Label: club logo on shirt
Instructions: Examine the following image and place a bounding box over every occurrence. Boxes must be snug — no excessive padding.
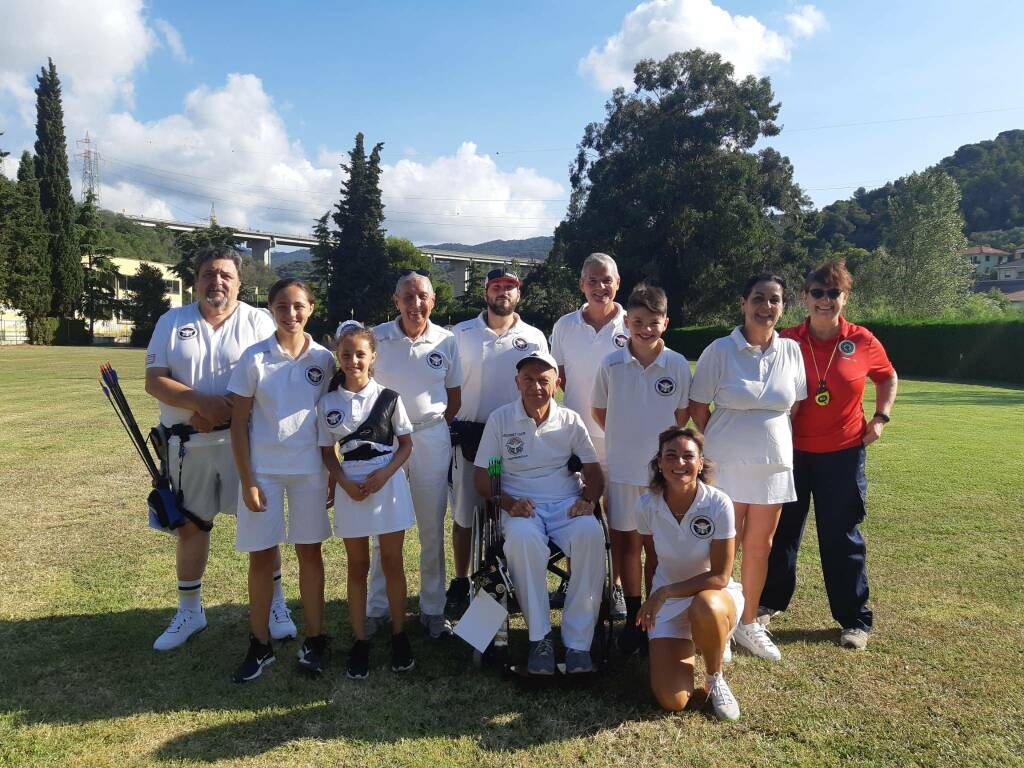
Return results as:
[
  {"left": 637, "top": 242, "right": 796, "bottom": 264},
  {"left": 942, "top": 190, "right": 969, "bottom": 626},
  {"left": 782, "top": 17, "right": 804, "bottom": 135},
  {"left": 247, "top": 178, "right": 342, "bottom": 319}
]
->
[
  {"left": 690, "top": 515, "right": 714, "bottom": 539},
  {"left": 505, "top": 435, "right": 525, "bottom": 456},
  {"left": 426, "top": 351, "right": 445, "bottom": 369},
  {"left": 325, "top": 409, "right": 344, "bottom": 427},
  {"left": 305, "top": 365, "right": 325, "bottom": 386},
  {"left": 177, "top": 326, "right": 197, "bottom": 340},
  {"left": 655, "top": 377, "right": 676, "bottom": 396},
  {"left": 145, "top": 353, "right": 155, "bottom": 365},
  {"left": 512, "top": 336, "right": 529, "bottom": 351},
  {"left": 838, "top": 339, "right": 856, "bottom": 356},
  {"left": 613, "top": 333, "right": 628, "bottom": 348}
]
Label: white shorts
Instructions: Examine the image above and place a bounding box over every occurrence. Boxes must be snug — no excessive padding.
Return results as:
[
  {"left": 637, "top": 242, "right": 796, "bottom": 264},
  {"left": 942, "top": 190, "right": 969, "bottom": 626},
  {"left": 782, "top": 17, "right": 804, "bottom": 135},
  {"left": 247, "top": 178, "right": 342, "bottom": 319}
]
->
[
  {"left": 451, "top": 450, "right": 480, "bottom": 529},
  {"left": 235, "top": 471, "right": 331, "bottom": 552},
  {"left": 606, "top": 481, "right": 647, "bottom": 532},
  {"left": 712, "top": 463, "right": 796, "bottom": 505},
  {"left": 648, "top": 580, "right": 744, "bottom": 641},
  {"left": 168, "top": 435, "right": 238, "bottom": 523}
]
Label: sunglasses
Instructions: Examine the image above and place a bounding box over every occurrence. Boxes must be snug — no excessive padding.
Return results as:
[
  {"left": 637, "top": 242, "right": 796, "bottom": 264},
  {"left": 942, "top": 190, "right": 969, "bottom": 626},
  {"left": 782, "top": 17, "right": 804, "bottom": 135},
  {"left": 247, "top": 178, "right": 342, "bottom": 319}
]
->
[
  {"left": 808, "top": 288, "right": 843, "bottom": 299},
  {"left": 400, "top": 268, "right": 430, "bottom": 277}
]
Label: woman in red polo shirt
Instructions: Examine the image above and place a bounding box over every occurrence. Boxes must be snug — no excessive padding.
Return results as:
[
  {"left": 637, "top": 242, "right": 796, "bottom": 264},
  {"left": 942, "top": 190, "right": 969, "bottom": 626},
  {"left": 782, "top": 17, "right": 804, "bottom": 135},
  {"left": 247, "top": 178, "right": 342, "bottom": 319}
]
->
[{"left": 760, "top": 258, "right": 898, "bottom": 651}]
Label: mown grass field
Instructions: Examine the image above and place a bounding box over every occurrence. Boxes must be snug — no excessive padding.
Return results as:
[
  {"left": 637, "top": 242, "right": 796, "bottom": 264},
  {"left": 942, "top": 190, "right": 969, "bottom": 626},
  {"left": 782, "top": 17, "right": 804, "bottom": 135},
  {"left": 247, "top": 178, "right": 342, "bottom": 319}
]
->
[{"left": 1, "top": 345, "right": 1022, "bottom": 768}]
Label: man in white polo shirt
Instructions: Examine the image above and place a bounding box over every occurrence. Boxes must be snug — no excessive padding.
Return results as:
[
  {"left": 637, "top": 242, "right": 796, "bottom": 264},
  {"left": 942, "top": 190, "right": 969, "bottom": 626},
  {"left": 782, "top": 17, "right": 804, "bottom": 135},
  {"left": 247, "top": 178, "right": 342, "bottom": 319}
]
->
[
  {"left": 549, "top": 252, "right": 628, "bottom": 616},
  {"left": 144, "top": 245, "right": 296, "bottom": 651},
  {"left": 474, "top": 351, "right": 605, "bottom": 675},
  {"left": 446, "top": 268, "right": 548, "bottom": 619},
  {"left": 365, "top": 270, "right": 463, "bottom": 639}
]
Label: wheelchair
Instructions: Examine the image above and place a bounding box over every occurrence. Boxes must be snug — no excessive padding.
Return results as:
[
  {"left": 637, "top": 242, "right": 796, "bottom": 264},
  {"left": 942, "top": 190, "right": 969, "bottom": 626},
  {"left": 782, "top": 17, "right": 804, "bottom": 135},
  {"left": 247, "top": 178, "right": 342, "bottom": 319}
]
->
[{"left": 469, "top": 456, "right": 615, "bottom": 672}]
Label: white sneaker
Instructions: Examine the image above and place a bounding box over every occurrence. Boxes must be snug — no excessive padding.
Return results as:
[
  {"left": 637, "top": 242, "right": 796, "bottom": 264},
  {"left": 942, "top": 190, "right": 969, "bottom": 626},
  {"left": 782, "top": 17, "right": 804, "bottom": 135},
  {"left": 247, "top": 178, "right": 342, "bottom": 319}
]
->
[
  {"left": 707, "top": 672, "right": 741, "bottom": 721},
  {"left": 733, "top": 621, "right": 782, "bottom": 661},
  {"left": 269, "top": 598, "right": 297, "bottom": 641},
  {"left": 722, "top": 637, "right": 733, "bottom": 664},
  {"left": 153, "top": 607, "right": 207, "bottom": 651}
]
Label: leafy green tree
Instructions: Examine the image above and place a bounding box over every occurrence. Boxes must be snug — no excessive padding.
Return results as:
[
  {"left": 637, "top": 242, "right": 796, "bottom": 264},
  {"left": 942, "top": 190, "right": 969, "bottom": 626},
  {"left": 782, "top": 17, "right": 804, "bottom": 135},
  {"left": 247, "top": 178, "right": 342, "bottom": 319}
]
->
[
  {"left": 456, "top": 260, "right": 488, "bottom": 316},
  {"left": 519, "top": 244, "right": 579, "bottom": 332},
  {"left": 327, "top": 133, "right": 390, "bottom": 325},
  {"left": 880, "top": 170, "right": 972, "bottom": 315},
  {"left": 554, "top": 49, "right": 809, "bottom": 324},
  {"left": 384, "top": 236, "right": 454, "bottom": 320},
  {"left": 238, "top": 256, "right": 279, "bottom": 306},
  {"left": 126, "top": 263, "right": 171, "bottom": 346},
  {"left": 76, "top": 189, "right": 121, "bottom": 339},
  {"left": 5, "top": 152, "right": 52, "bottom": 341},
  {"left": 170, "top": 219, "right": 239, "bottom": 296},
  {"left": 34, "top": 59, "right": 81, "bottom": 317}
]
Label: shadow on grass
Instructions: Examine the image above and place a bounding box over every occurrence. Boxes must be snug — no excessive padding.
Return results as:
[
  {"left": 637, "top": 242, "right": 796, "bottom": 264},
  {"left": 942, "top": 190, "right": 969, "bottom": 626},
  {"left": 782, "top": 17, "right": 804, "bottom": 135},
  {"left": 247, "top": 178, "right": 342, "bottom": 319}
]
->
[
  {"left": 768, "top": 626, "right": 839, "bottom": 646},
  {"left": 895, "top": 389, "right": 1024, "bottom": 406},
  {"left": 0, "top": 602, "right": 660, "bottom": 760}
]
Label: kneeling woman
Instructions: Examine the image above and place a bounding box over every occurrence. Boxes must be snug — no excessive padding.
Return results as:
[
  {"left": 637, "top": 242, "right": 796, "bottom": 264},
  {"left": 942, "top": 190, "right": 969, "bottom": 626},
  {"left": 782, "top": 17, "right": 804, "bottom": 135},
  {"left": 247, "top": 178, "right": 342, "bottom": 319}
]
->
[
  {"left": 637, "top": 427, "right": 744, "bottom": 721},
  {"left": 318, "top": 323, "right": 416, "bottom": 680}
]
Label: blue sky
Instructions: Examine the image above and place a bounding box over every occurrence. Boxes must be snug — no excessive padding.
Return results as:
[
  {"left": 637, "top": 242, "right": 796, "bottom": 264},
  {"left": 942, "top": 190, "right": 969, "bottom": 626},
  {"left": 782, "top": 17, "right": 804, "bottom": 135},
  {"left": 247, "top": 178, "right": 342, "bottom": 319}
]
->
[{"left": 1, "top": 0, "right": 1022, "bottom": 245}]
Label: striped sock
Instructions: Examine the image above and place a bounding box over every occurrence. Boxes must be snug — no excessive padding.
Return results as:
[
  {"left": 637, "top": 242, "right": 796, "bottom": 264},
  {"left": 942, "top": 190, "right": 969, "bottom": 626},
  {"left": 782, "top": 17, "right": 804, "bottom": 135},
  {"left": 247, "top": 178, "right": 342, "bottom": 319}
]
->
[
  {"left": 178, "top": 578, "right": 202, "bottom": 612},
  {"left": 272, "top": 569, "right": 285, "bottom": 603}
]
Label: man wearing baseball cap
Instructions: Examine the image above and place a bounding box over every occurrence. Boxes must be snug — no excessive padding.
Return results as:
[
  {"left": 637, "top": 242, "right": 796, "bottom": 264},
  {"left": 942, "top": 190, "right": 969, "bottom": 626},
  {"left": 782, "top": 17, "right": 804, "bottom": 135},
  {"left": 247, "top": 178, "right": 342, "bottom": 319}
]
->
[
  {"left": 445, "top": 268, "right": 548, "bottom": 619},
  {"left": 473, "top": 351, "right": 606, "bottom": 674}
]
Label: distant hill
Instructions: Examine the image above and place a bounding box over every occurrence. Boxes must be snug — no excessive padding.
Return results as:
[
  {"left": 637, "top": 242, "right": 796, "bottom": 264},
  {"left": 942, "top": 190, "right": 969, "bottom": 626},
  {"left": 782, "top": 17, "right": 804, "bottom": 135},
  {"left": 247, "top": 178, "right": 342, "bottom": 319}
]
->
[
  {"left": 273, "top": 247, "right": 311, "bottom": 265},
  {"left": 420, "top": 236, "right": 553, "bottom": 261}
]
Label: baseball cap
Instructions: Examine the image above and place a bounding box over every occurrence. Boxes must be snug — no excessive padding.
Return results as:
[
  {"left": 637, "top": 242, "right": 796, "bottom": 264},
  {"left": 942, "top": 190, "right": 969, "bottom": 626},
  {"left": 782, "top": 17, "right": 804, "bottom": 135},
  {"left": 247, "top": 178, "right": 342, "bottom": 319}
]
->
[
  {"left": 515, "top": 350, "right": 559, "bottom": 372},
  {"left": 485, "top": 267, "right": 520, "bottom": 287}
]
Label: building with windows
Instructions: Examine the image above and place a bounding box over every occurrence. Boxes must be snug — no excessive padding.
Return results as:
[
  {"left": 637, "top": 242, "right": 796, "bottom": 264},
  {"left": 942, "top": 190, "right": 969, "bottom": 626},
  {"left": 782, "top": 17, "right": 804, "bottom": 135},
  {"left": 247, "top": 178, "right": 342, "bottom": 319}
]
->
[{"left": 965, "top": 245, "right": 1013, "bottom": 277}]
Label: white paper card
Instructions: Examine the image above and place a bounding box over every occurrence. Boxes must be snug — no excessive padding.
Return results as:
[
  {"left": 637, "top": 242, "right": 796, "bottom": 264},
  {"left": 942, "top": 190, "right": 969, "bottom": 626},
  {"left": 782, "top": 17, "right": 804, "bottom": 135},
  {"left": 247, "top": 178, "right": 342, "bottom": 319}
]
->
[{"left": 453, "top": 588, "right": 509, "bottom": 652}]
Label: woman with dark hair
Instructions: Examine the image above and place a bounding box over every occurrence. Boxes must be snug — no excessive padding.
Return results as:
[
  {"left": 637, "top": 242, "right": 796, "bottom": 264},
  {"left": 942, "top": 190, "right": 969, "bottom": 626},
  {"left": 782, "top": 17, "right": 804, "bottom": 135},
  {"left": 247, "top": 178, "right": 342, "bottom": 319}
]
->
[
  {"left": 636, "top": 426, "right": 744, "bottom": 721},
  {"left": 760, "top": 259, "right": 897, "bottom": 651},
  {"left": 688, "top": 274, "right": 806, "bottom": 662}
]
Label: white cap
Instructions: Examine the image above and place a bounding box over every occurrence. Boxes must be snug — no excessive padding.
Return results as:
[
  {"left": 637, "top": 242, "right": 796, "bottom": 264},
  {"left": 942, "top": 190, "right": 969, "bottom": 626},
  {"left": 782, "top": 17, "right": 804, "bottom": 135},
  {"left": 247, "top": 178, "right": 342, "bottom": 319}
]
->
[
  {"left": 515, "top": 350, "right": 559, "bottom": 372},
  {"left": 335, "top": 319, "right": 364, "bottom": 337}
]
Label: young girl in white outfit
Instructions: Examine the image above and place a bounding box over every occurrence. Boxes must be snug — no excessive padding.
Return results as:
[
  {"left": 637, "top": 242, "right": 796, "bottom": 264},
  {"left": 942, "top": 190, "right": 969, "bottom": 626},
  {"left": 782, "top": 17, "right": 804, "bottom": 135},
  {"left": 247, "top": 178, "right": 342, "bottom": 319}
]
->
[
  {"left": 227, "top": 278, "right": 335, "bottom": 683},
  {"left": 318, "top": 323, "right": 416, "bottom": 679}
]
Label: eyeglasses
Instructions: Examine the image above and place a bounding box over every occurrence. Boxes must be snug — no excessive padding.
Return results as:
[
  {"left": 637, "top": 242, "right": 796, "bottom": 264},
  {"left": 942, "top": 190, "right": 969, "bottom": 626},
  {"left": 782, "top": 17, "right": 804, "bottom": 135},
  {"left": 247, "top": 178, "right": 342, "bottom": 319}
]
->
[
  {"left": 400, "top": 268, "right": 430, "bottom": 277},
  {"left": 808, "top": 288, "right": 843, "bottom": 299}
]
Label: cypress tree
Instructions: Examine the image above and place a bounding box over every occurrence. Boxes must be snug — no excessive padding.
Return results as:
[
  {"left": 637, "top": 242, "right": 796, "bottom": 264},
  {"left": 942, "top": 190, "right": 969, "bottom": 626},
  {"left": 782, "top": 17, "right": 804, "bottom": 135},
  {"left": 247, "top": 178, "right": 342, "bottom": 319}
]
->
[
  {"left": 34, "top": 58, "right": 81, "bottom": 317},
  {"left": 7, "top": 152, "right": 52, "bottom": 340},
  {"left": 0, "top": 134, "right": 13, "bottom": 302}
]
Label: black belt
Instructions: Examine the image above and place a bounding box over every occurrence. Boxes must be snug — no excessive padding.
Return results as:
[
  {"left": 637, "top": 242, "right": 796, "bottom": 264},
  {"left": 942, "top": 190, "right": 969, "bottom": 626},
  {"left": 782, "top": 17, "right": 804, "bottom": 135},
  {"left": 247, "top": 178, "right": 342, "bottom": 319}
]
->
[
  {"left": 169, "top": 423, "right": 231, "bottom": 441},
  {"left": 342, "top": 445, "right": 392, "bottom": 462}
]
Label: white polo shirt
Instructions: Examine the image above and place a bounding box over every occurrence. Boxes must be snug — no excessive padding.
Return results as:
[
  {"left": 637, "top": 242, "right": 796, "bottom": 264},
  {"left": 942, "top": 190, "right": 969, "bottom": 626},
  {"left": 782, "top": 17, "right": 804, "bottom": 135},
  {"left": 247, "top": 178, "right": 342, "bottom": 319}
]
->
[
  {"left": 317, "top": 378, "right": 413, "bottom": 463},
  {"left": 591, "top": 345, "right": 692, "bottom": 486},
  {"left": 227, "top": 335, "right": 335, "bottom": 475},
  {"left": 550, "top": 303, "right": 628, "bottom": 440},
  {"left": 146, "top": 301, "right": 276, "bottom": 444},
  {"left": 371, "top": 319, "right": 462, "bottom": 426},
  {"left": 453, "top": 313, "right": 548, "bottom": 423},
  {"left": 635, "top": 483, "right": 735, "bottom": 592},
  {"left": 689, "top": 327, "right": 807, "bottom": 467},
  {"left": 474, "top": 398, "right": 597, "bottom": 503}
]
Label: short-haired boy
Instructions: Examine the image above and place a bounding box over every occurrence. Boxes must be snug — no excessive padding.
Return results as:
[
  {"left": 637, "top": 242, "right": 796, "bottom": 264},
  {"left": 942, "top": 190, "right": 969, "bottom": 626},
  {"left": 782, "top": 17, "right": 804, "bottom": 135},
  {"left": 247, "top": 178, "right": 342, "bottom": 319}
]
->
[{"left": 591, "top": 283, "right": 691, "bottom": 654}]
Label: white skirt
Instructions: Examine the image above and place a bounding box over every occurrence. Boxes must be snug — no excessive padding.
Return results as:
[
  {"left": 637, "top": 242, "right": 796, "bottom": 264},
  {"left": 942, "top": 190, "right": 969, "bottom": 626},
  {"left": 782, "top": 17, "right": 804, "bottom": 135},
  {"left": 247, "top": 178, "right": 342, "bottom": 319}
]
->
[
  {"left": 712, "top": 463, "right": 796, "bottom": 505},
  {"left": 333, "top": 456, "right": 415, "bottom": 539}
]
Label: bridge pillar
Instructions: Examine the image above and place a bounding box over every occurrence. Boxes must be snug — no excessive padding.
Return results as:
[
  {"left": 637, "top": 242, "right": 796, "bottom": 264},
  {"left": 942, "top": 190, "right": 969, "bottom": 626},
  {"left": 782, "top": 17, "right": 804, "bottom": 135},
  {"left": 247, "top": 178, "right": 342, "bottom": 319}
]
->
[{"left": 248, "top": 238, "right": 272, "bottom": 266}]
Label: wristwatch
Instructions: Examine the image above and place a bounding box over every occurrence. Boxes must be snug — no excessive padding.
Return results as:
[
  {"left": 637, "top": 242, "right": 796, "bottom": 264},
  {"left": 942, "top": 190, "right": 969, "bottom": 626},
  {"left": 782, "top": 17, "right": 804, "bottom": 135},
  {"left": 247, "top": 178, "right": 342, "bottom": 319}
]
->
[{"left": 873, "top": 411, "right": 891, "bottom": 424}]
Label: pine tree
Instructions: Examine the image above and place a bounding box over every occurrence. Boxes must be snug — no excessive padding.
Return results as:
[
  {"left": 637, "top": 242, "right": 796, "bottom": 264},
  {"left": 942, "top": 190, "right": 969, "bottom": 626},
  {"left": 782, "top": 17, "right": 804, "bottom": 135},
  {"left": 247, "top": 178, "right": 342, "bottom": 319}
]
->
[
  {"left": 6, "top": 152, "right": 52, "bottom": 340},
  {"left": 77, "top": 189, "right": 121, "bottom": 339},
  {"left": 34, "top": 58, "right": 81, "bottom": 317},
  {"left": 327, "top": 133, "right": 390, "bottom": 325},
  {"left": 170, "top": 218, "right": 239, "bottom": 299},
  {"left": 310, "top": 212, "right": 334, "bottom": 295}
]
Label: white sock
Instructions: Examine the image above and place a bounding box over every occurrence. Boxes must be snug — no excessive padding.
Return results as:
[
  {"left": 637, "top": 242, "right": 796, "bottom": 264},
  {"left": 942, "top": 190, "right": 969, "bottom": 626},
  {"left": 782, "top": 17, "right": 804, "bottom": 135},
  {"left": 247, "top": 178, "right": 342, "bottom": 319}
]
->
[
  {"left": 177, "top": 578, "right": 202, "bottom": 612},
  {"left": 272, "top": 569, "right": 285, "bottom": 603}
]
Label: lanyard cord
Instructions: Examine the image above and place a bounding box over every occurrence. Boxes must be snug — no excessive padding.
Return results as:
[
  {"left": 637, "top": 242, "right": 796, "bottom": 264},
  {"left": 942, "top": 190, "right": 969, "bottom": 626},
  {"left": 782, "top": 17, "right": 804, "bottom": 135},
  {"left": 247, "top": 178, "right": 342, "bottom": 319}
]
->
[{"left": 808, "top": 334, "right": 841, "bottom": 386}]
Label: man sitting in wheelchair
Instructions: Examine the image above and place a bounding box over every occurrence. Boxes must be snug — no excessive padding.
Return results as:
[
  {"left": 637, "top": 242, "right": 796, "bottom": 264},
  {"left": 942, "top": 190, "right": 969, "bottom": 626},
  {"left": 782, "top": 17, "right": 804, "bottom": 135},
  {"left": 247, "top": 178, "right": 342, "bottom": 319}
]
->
[{"left": 473, "top": 351, "right": 606, "bottom": 674}]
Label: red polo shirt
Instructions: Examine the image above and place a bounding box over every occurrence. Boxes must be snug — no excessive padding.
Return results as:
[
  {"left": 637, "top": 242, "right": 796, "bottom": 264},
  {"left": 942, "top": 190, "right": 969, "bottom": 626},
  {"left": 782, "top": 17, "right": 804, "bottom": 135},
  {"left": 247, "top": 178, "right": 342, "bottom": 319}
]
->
[{"left": 780, "top": 317, "right": 895, "bottom": 453}]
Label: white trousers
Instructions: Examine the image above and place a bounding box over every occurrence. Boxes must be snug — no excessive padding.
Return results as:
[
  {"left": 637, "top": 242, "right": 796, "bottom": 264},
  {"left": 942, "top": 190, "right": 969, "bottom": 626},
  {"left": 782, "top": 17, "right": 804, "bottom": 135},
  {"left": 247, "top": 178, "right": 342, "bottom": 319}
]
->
[
  {"left": 502, "top": 498, "right": 606, "bottom": 651},
  {"left": 368, "top": 419, "right": 452, "bottom": 616}
]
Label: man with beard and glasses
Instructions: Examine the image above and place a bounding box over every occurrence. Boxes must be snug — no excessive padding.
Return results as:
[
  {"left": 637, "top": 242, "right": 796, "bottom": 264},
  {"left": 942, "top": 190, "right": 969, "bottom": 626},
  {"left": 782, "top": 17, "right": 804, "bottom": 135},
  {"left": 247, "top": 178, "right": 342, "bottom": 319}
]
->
[
  {"left": 444, "top": 268, "right": 548, "bottom": 619},
  {"left": 145, "top": 246, "right": 296, "bottom": 652}
]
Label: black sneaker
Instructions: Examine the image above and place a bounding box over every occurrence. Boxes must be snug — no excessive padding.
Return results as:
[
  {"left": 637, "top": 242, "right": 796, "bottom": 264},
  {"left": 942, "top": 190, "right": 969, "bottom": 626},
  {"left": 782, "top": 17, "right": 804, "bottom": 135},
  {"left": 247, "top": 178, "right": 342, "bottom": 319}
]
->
[
  {"left": 444, "top": 578, "right": 470, "bottom": 620},
  {"left": 346, "top": 639, "right": 370, "bottom": 680},
  {"left": 232, "top": 634, "right": 275, "bottom": 683},
  {"left": 390, "top": 631, "right": 415, "bottom": 673},
  {"left": 297, "top": 634, "right": 330, "bottom": 675},
  {"left": 617, "top": 623, "right": 648, "bottom": 657}
]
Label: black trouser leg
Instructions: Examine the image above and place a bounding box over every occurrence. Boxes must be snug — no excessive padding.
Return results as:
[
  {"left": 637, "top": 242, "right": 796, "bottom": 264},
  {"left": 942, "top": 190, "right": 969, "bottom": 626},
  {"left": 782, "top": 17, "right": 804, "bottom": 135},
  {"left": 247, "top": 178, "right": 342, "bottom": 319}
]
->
[
  {"left": 812, "top": 446, "right": 872, "bottom": 632},
  {"left": 761, "top": 449, "right": 812, "bottom": 613}
]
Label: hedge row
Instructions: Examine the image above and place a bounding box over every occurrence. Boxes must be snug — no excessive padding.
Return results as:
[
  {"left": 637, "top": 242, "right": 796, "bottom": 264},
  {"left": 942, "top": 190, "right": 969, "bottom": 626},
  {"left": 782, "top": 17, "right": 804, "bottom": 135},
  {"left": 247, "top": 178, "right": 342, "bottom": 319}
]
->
[{"left": 664, "top": 319, "right": 1024, "bottom": 385}]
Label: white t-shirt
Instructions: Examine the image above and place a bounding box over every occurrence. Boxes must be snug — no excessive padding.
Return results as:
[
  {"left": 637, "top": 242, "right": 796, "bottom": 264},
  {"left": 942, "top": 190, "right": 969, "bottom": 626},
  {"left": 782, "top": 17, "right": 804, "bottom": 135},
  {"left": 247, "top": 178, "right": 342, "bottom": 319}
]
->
[
  {"left": 146, "top": 301, "right": 276, "bottom": 444},
  {"left": 689, "top": 327, "right": 807, "bottom": 467},
  {"left": 453, "top": 313, "right": 548, "bottom": 423},
  {"left": 317, "top": 378, "right": 413, "bottom": 471},
  {"left": 474, "top": 399, "right": 597, "bottom": 504},
  {"left": 371, "top": 319, "right": 463, "bottom": 425},
  {"left": 550, "top": 303, "right": 628, "bottom": 440},
  {"left": 635, "top": 482, "right": 735, "bottom": 592},
  {"left": 592, "top": 344, "right": 692, "bottom": 486},
  {"left": 227, "top": 335, "right": 335, "bottom": 475}
]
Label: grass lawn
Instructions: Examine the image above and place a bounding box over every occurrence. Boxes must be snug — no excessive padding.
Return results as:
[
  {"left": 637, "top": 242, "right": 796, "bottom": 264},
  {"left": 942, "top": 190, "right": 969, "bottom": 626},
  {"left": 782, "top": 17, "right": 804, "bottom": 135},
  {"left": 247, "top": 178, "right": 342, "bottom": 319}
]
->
[{"left": 1, "top": 345, "right": 1022, "bottom": 768}]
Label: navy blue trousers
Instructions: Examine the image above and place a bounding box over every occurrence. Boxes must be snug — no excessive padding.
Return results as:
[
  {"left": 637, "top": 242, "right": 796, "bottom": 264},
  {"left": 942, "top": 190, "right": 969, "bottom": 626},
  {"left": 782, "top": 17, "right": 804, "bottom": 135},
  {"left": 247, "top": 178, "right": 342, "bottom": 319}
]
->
[{"left": 761, "top": 445, "right": 873, "bottom": 632}]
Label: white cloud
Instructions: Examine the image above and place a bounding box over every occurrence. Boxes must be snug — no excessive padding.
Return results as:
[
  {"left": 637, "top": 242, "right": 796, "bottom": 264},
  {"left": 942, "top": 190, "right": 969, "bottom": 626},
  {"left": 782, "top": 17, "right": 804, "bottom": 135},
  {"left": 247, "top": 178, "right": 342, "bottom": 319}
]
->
[
  {"left": 579, "top": 0, "right": 825, "bottom": 89},
  {"left": 153, "top": 19, "right": 190, "bottom": 63}
]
